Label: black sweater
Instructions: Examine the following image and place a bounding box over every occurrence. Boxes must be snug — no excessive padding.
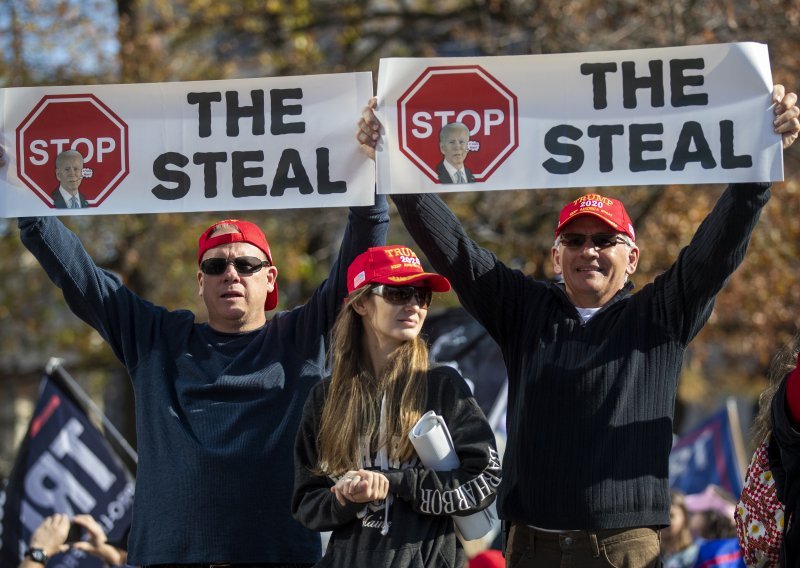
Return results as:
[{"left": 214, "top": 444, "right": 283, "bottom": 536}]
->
[
  {"left": 393, "top": 183, "right": 769, "bottom": 530},
  {"left": 292, "top": 366, "right": 500, "bottom": 567}
]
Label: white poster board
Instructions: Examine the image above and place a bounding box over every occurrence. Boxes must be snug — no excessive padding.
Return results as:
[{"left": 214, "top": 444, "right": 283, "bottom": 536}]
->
[
  {"left": 0, "top": 72, "right": 375, "bottom": 216},
  {"left": 375, "top": 42, "right": 781, "bottom": 194}
]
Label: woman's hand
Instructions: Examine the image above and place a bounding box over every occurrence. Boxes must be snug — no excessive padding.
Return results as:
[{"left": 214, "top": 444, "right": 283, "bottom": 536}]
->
[{"left": 330, "top": 468, "right": 390, "bottom": 505}]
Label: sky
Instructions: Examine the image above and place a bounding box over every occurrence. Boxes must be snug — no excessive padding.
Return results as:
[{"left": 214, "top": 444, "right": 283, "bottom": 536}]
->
[{"left": 0, "top": 0, "right": 119, "bottom": 85}]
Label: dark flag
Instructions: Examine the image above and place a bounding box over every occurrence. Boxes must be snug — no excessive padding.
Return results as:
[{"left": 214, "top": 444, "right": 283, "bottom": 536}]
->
[
  {"left": 0, "top": 370, "right": 135, "bottom": 568},
  {"left": 423, "top": 307, "right": 508, "bottom": 435},
  {"left": 669, "top": 399, "right": 747, "bottom": 498}
]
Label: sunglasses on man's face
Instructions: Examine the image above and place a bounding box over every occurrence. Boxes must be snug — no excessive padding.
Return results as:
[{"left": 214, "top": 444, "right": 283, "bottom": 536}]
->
[
  {"left": 559, "top": 233, "right": 628, "bottom": 250},
  {"left": 370, "top": 285, "right": 433, "bottom": 308},
  {"left": 200, "top": 256, "right": 270, "bottom": 276}
]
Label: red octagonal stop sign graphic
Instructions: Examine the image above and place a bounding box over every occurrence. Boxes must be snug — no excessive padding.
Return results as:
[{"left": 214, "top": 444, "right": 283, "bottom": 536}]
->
[
  {"left": 397, "top": 66, "right": 518, "bottom": 184},
  {"left": 16, "top": 94, "right": 129, "bottom": 208}
]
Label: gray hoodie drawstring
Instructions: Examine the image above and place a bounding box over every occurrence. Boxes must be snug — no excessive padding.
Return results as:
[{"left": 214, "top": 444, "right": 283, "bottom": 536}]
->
[{"left": 378, "top": 395, "right": 392, "bottom": 535}]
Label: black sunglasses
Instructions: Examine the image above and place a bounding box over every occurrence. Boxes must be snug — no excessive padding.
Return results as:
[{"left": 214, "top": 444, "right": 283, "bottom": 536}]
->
[
  {"left": 200, "top": 256, "right": 271, "bottom": 276},
  {"left": 371, "top": 285, "right": 433, "bottom": 308},
  {"left": 559, "top": 233, "right": 629, "bottom": 250}
]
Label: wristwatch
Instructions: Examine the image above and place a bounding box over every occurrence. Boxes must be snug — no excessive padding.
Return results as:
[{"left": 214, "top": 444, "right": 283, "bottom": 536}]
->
[{"left": 24, "top": 548, "right": 48, "bottom": 565}]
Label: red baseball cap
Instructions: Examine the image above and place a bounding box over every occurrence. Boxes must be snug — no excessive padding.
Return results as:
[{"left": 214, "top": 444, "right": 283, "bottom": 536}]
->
[
  {"left": 347, "top": 246, "right": 451, "bottom": 294},
  {"left": 555, "top": 193, "right": 636, "bottom": 241},
  {"left": 469, "top": 550, "right": 505, "bottom": 568},
  {"left": 197, "top": 219, "right": 278, "bottom": 311}
]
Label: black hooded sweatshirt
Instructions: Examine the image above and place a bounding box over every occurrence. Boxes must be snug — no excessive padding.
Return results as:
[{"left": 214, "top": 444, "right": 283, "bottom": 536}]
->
[{"left": 293, "top": 365, "right": 500, "bottom": 568}]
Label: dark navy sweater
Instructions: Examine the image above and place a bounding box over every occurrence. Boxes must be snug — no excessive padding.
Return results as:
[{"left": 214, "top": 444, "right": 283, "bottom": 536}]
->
[
  {"left": 394, "top": 183, "right": 769, "bottom": 530},
  {"left": 19, "top": 199, "right": 388, "bottom": 565}
]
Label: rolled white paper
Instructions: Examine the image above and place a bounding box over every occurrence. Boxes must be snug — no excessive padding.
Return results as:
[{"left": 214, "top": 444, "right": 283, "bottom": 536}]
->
[
  {"left": 408, "top": 410, "right": 495, "bottom": 540},
  {"left": 409, "top": 411, "right": 460, "bottom": 470}
]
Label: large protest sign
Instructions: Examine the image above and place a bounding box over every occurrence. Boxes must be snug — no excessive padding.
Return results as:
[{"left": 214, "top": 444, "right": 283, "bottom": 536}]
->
[
  {"left": 0, "top": 72, "right": 374, "bottom": 216},
  {"left": 375, "top": 42, "right": 782, "bottom": 194},
  {"left": 0, "top": 373, "right": 134, "bottom": 568}
]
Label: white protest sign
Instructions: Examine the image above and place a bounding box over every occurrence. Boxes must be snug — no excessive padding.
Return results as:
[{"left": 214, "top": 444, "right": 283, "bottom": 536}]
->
[
  {"left": 375, "top": 42, "right": 782, "bottom": 194},
  {"left": 0, "top": 72, "right": 375, "bottom": 216}
]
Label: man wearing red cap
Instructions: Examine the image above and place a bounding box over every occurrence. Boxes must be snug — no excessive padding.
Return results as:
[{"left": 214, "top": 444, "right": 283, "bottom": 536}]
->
[
  {"left": 15, "top": 186, "right": 388, "bottom": 567},
  {"left": 357, "top": 85, "right": 800, "bottom": 566}
]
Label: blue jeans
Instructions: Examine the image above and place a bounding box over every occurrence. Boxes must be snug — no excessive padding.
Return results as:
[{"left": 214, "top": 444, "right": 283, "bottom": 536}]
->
[{"left": 507, "top": 524, "right": 662, "bottom": 568}]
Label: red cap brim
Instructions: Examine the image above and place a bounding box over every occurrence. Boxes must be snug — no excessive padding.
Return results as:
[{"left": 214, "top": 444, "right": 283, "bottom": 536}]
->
[{"left": 373, "top": 272, "right": 451, "bottom": 292}]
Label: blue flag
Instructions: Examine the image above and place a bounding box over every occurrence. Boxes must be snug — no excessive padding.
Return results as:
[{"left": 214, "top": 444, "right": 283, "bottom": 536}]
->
[
  {"left": 0, "top": 375, "right": 134, "bottom": 568},
  {"left": 669, "top": 401, "right": 746, "bottom": 498},
  {"left": 693, "top": 538, "right": 745, "bottom": 568}
]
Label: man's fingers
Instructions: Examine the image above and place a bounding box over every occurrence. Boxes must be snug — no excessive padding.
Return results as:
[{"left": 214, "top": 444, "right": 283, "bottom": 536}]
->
[
  {"left": 356, "top": 98, "right": 382, "bottom": 161},
  {"left": 360, "top": 107, "right": 374, "bottom": 125},
  {"left": 773, "top": 84, "right": 786, "bottom": 105},
  {"left": 775, "top": 92, "right": 798, "bottom": 117},
  {"left": 357, "top": 117, "right": 379, "bottom": 140},
  {"left": 360, "top": 103, "right": 380, "bottom": 130},
  {"left": 356, "top": 126, "right": 377, "bottom": 145},
  {"left": 361, "top": 97, "right": 378, "bottom": 121},
  {"left": 782, "top": 131, "right": 798, "bottom": 150},
  {"left": 769, "top": 89, "right": 800, "bottom": 150}
]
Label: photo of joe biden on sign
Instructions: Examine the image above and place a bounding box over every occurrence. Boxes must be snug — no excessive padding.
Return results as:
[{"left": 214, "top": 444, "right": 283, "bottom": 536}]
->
[
  {"left": 51, "top": 150, "right": 89, "bottom": 209},
  {"left": 435, "top": 122, "right": 476, "bottom": 184}
]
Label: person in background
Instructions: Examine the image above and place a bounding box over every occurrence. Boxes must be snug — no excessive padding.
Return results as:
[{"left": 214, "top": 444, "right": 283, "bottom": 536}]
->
[
  {"left": 685, "top": 485, "right": 738, "bottom": 541},
  {"left": 661, "top": 491, "right": 699, "bottom": 568},
  {"left": 292, "top": 245, "right": 500, "bottom": 567},
  {"left": 666, "top": 486, "right": 743, "bottom": 568},
  {"left": 19, "top": 513, "right": 127, "bottom": 567}
]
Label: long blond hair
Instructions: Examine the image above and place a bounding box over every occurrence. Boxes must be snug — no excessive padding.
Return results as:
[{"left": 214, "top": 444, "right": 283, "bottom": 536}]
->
[
  {"left": 752, "top": 334, "right": 800, "bottom": 446},
  {"left": 315, "top": 285, "right": 429, "bottom": 476}
]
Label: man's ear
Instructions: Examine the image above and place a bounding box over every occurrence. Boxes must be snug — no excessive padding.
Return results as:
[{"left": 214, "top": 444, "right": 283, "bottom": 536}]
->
[
  {"left": 551, "top": 246, "right": 563, "bottom": 275},
  {"left": 197, "top": 271, "right": 204, "bottom": 296},
  {"left": 264, "top": 266, "right": 278, "bottom": 291},
  {"left": 626, "top": 246, "right": 639, "bottom": 275}
]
